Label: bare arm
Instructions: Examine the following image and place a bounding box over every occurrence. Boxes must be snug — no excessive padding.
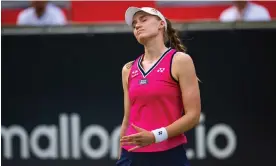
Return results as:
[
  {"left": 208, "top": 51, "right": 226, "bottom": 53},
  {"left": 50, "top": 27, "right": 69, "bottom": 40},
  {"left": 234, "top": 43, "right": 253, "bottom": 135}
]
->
[
  {"left": 119, "top": 54, "right": 200, "bottom": 151},
  {"left": 165, "top": 52, "right": 201, "bottom": 138},
  {"left": 118, "top": 61, "right": 133, "bottom": 158}
]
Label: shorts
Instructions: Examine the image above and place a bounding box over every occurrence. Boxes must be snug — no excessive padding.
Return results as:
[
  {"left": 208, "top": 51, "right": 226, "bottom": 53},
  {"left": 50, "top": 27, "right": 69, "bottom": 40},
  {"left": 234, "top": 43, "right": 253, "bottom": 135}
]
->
[{"left": 116, "top": 144, "right": 190, "bottom": 166}]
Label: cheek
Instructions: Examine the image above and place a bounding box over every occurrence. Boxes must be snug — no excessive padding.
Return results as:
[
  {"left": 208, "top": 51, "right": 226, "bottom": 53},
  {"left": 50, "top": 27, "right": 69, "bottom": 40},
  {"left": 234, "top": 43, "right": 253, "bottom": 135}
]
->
[
  {"left": 147, "top": 26, "right": 158, "bottom": 35},
  {"left": 133, "top": 30, "right": 139, "bottom": 38},
  {"left": 148, "top": 22, "right": 159, "bottom": 32}
]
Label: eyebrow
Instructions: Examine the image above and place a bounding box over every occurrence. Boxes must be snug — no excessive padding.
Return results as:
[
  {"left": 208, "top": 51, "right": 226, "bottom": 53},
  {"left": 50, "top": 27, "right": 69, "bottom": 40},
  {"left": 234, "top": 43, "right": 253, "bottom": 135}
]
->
[{"left": 132, "top": 15, "right": 147, "bottom": 27}]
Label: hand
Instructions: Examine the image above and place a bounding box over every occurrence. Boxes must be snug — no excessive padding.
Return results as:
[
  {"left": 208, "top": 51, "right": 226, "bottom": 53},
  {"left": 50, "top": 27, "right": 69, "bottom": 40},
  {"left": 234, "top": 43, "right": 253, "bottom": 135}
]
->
[{"left": 120, "top": 124, "right": 155, "bottom": 152}]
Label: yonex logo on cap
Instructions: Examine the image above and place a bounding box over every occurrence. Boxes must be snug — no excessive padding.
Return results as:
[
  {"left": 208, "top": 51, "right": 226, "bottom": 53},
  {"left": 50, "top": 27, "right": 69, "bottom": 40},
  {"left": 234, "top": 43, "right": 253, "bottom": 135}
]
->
[
  {"left": 158, "top": 131, "right": 162, "bottom": 135},
  {"left": 151, "top": 8, "right": 158, "bottom": 14}
]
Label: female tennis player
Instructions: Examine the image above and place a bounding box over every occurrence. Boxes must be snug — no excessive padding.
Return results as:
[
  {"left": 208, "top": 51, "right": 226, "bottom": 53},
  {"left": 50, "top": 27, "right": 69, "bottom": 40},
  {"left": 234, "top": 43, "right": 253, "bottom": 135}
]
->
[{"left": 117, "top": 6, "right": 201, "bottom": 166}]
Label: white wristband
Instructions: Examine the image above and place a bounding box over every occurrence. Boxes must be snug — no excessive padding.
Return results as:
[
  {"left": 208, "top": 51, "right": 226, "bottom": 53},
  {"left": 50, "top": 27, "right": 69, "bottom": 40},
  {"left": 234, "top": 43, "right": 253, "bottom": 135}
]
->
[{"left": 151, "top": 127, "right": 168, "bottom": 143}]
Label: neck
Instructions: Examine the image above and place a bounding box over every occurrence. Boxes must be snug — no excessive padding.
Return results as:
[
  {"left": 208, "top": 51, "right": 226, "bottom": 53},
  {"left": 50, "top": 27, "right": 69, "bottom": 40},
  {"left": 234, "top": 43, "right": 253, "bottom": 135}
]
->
[
  {"left": 143, "top": 36, "right": 167, "bottom": 61},
  {"left": 35, "top": 7, "right": 46, "bottom": 18},
  {"left": 236, "top": 2, "right": 248, "bottom": 13}
]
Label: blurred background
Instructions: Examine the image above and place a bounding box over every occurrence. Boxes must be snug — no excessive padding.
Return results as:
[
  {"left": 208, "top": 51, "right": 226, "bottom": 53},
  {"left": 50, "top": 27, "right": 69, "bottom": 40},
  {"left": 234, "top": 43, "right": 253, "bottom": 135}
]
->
[
  {"left": 1, "top": 1, "right": 276, "bottom": 166},
  {"left": 1, "top": 1, "right": 276, "bottom": 24}
]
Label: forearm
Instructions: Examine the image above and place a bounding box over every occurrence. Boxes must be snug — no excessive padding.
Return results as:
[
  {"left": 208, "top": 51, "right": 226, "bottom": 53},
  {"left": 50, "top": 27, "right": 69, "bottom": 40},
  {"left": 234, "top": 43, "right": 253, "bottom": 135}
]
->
[
  {"left": 119, "top": 119, "right": 129, "bottom": 145},
  {"left": 118, "top": 120, "right": 129, "bottom": 159},
  {"left": 165, "top": 112, "right": 200, "bottom": 138},
  {"left": 120, "top": 121, "right": 129, "bottom": 138}
]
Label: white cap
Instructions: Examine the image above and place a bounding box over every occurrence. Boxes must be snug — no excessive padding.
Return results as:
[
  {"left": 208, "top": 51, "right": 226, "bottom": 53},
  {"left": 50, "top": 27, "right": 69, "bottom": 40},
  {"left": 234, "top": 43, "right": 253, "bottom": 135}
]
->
[{"left": 125, "top": 7, "right": 167, "bottom": 30}]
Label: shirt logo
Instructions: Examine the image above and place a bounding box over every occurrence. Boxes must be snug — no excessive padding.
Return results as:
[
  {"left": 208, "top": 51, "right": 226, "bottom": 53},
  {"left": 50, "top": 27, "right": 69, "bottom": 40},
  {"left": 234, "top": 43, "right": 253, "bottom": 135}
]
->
[
  {"left": 131, "top": 70, "right": 139, "bottom": 78},
  {"left": 157, "top": 68, "right": 165, "bottom": 73},
  {"left": 139, "top": 78, "right": 148, "bottom": 85}
]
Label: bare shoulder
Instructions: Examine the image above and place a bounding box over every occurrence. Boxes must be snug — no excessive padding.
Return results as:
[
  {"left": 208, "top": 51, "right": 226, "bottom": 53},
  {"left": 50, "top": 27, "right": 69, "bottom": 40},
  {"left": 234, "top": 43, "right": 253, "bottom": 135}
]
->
[
  {"left": 173, "top": 52, "right": 194, "bottom": 67},
  {"left": 172, "top": 52, "right": 201, "bottom": 82},
  {"left": 125, "top": 60, "right": 134, "bottom": 69},
  {"left": 122, "top": 60, "right": 134, "bottom": 71},
  {"left": 122, "top": 60, "right": 134, "bottom": 77}
]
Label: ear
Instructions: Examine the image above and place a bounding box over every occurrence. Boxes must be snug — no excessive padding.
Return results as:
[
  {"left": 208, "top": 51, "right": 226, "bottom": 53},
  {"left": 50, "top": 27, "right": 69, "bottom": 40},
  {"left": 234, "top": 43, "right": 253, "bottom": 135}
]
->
[{"left": 159, "top": 20, "right": 166, "bottom": 30}]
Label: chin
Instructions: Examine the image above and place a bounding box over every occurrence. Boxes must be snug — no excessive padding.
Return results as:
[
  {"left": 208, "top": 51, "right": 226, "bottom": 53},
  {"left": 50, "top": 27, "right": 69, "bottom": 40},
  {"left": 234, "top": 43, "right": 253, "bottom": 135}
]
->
[{"left": 137, "top": 34, "right": 152, "bottom": 45}]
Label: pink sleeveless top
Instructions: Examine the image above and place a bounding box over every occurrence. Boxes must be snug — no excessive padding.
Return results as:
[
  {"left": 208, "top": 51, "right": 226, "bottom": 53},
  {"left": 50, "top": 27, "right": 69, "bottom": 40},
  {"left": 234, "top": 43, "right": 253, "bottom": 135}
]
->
[{"left": 122, "top": 48, "right": 187, "bottom": 152}]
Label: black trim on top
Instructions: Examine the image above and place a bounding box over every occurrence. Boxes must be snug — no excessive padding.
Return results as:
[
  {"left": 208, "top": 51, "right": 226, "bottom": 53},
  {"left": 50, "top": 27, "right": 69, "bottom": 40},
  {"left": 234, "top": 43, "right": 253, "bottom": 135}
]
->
[
  {"left": 138, "top": 48, "right": 172, "bottom": 78},
  {"left": 170, "top": 50, "right": 179, "bottom": 83}
]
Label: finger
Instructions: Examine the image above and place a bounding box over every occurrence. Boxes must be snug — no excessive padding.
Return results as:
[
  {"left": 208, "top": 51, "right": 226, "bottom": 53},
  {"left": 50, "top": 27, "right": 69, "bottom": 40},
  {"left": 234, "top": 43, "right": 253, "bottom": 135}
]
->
[
  {"left": 121, "top": 138, "right": 143, "bottom": 146},
  {"left": 121, "top": 139, "right": 142, "bottom": 147},
  {"left": 121, "top": 141, "right": 137, "bottom": 146},
  {"left": 120, "top": 137, "right": 132, "bottom": 142},
  {"left": 128, "top": 145, "right": 141, "bottom": 152},
  {"left": 121, "top": 133, "right": 141, "bottom": 141},
  {"left": 131, "top": 124, "right": 146, "bottom": 132},
  {"left": 121, "top": 133, "right": 141, "bottom": 139}
]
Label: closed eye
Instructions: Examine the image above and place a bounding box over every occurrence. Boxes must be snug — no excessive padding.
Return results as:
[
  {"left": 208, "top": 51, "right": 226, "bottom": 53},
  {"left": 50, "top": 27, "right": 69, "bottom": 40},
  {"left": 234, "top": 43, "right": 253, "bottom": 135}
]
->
[
  {"left": 132, "top": 21, "right": 137, "bottom": 28},
  {"left": 132, "top": 15, "right": 148, "bottom": 28}
]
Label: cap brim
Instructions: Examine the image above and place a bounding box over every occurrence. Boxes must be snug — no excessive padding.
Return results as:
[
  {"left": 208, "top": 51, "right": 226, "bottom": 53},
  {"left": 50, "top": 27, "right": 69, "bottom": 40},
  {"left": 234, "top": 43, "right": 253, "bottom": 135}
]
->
[{"left": 125, "top": 7, "right": 143, "bottom": 27}]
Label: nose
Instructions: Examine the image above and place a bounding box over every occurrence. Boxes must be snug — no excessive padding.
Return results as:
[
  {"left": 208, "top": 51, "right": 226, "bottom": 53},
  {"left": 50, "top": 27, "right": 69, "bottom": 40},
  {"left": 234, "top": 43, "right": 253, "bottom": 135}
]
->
[{"left": 135, "top": 22, "right": 142, "bottom": 30}]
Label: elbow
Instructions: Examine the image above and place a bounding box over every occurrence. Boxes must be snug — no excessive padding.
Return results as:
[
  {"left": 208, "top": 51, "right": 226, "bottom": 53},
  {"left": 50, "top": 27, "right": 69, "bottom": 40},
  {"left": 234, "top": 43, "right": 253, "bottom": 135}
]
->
[
  {"left": 193, "top": 105, "right": 201, "bottom": 126},
  {"left": 194, "top": 116, "right": 200, "bottom": 127},
  {"left": 191, "top": 111, "right": 201, "bottom": 127}
]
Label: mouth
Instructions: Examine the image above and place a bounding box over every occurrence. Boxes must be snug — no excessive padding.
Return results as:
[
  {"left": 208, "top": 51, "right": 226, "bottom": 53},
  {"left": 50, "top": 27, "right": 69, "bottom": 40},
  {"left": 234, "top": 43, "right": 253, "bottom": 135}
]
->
[{"left": 137, "top": 30, "right": 144, "bottom": 35}]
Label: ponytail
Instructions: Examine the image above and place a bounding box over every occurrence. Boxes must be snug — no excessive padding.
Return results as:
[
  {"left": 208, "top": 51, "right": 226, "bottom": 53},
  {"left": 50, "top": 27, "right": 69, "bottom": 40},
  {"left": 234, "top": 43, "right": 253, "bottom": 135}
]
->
[
  {"left": 164, "top": 19, "right": 201, "bottom": 82},
  {"left": 165, "top": 18, "right": 186, "bottom": 53}
]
